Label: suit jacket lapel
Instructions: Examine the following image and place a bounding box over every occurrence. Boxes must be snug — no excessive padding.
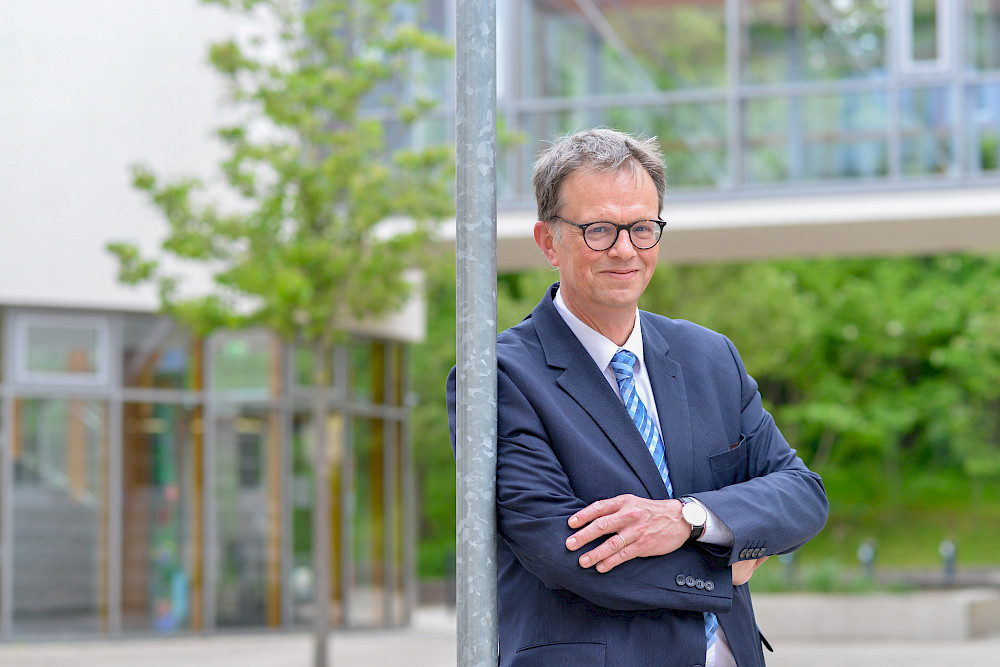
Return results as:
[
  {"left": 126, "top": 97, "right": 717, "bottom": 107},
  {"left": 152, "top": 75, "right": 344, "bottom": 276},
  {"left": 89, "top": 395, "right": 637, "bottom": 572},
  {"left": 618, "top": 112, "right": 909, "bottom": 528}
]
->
[
  {"left": 641, "top": 314, "right": 694, "bottom": 498},
  {"left": 532, "top": 287, "right": 672, "bottom": 500}
]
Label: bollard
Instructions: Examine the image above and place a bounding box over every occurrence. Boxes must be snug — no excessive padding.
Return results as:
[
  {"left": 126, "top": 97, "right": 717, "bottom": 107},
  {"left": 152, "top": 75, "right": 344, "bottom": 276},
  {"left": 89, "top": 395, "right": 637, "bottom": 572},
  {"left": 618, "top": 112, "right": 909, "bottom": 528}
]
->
[
  {"left": 939, "top": 539, "right": 957, "bottom": 586},
  {"left": 857, "top": 541, "right": 876, "bottom": 580}
]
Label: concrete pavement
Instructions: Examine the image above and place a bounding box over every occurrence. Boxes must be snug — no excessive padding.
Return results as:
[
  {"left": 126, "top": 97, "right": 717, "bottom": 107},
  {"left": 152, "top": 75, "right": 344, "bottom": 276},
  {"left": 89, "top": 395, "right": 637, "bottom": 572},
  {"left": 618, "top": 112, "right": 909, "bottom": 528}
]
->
[{"left": 1, "top": 605, "right": 999, "bottom": 666}]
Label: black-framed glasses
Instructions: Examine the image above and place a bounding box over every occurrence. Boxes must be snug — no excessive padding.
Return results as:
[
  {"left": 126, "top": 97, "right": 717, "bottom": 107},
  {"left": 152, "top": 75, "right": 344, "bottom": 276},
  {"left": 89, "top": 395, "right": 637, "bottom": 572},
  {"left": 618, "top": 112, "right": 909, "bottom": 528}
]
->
[{"left": 548, "top": 216, "right": 666, "bottom": 251}]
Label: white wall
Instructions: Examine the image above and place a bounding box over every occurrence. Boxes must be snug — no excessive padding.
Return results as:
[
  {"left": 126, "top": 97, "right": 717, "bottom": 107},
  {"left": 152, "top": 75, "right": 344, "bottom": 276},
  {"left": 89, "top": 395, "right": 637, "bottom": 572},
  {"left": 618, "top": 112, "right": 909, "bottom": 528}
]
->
[{"left": 0, "top": 0, "right": 236, "bottom": 310}]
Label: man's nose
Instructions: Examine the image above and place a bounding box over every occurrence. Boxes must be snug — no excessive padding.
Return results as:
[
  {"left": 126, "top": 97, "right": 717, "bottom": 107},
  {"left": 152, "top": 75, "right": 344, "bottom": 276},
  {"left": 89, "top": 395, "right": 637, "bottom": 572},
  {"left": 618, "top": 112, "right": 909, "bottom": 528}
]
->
[{"left": 607, "top": 227, "right": 637, "bottom": 257}]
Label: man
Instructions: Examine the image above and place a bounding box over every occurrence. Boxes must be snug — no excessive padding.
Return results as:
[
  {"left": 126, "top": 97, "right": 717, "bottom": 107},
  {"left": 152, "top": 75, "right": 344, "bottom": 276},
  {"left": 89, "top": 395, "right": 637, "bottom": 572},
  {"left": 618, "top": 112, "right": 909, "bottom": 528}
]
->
[{"left": 447, "top": 128, "right": 828, "bottom": 667}]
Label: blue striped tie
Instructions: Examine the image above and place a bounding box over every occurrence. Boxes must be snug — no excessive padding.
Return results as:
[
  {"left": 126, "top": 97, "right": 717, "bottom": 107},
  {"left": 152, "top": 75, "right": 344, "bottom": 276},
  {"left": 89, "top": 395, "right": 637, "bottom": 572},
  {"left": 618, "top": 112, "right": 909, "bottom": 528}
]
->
[{"left": 610, "top": 349, "right": 718, "bottom": 650}]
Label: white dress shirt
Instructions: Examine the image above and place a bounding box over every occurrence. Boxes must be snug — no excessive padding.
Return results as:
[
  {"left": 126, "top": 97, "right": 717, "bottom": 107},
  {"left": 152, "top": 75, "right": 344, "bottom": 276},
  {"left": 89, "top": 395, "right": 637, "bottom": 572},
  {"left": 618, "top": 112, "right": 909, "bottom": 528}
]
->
[{"left": 553, "top": 288, "right": 738, "bottom": 667}]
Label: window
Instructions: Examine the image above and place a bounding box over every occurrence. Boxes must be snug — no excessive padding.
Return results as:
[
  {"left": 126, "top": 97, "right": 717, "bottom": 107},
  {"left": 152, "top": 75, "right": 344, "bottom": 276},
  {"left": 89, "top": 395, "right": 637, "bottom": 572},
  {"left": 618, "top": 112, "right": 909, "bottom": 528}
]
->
[
  {"left": 14, "top": 314, "right": 109, "bottom": 386},
  {"left": 899, "top": 0, "right": 951, "bottom": 73},
  {"left": 209, "top": 330, "right": 281, "bottom": 399},
  {"left": 121, "top": 315, "right": 199, "bottom": 390},
  {"left": 967, "top": 0, "right": 1000, "bottom": 71},
  {"left": 12, "top": 398, "right": 109, "bottom": 636}
]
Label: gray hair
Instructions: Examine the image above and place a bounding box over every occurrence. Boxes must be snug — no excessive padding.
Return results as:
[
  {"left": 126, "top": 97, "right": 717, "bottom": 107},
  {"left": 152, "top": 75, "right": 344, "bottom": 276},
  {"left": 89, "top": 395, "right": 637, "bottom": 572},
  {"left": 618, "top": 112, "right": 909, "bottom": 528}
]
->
[{"left": 531, "top": 128, "right": 666, "bottom": 227}]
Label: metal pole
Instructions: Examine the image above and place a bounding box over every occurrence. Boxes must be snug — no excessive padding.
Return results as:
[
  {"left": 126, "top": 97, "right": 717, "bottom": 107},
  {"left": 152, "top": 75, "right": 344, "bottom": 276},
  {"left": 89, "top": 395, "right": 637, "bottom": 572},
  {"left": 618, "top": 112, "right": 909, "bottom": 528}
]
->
[{"left": 455, "top": 1, "right": 498, "bottom": 665}]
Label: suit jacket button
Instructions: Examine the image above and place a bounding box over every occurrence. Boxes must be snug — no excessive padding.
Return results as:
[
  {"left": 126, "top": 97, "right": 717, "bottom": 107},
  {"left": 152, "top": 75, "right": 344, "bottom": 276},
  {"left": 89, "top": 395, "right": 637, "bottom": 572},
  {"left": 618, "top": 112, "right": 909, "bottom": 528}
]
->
[
  {"left": 705, "top": 580, "right": 715, "bottom": 591},
  {"left": 676, "top": 574, "right": 687, "bottom": 586},
  {"left": 695, "top": 579, "right": 705, "bottom": 589},
  {"left": 685, "top": 576, "right": 696, "bottom": 587}
]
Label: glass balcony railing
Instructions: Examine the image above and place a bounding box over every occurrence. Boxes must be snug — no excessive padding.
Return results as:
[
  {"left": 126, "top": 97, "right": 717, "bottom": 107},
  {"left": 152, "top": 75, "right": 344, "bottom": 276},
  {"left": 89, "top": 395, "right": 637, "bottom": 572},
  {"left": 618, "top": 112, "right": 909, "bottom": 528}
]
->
[{"left": 431, "top": 0, "right": 1000, "bottom": 206}]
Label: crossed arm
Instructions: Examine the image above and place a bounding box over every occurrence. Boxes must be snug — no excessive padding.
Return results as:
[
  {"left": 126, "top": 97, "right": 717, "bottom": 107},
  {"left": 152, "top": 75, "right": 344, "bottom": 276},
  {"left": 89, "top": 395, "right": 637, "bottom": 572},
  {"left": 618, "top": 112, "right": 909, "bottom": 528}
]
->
[
  {"left": 565, "top": 493, "right": 769, "bottom": 584},
  {"left": 447, "top": 344, "right": 826, "bottom": 613},
  {"left": 486, "top": 364, "right": 824, "bottom": 611}
]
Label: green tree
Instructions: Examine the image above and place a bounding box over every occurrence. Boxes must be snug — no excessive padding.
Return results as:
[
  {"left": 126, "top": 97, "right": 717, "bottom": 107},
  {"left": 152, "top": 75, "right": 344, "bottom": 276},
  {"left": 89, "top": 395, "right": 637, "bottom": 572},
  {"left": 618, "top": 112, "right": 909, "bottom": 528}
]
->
[
  {"left": 107, "top": 0, "right": 452, "bottom": 661},
  {"left": 411, "top": 254, "right": 1000, "bottom": 577},
  {"left": 641, "top": 255, "right": 1000, "bottom": 506}
]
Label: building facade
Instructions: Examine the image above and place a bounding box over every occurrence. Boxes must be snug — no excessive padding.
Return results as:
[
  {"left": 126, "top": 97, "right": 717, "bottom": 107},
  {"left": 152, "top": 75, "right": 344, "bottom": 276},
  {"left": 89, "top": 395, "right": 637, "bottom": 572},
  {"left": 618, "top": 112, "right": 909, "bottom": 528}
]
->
[
  {"left": 0, "top": 314, "right": 415, "bottom": 637},
  {"left": 472, "top": 0, "right": 1000, "bottom": 268},
  {"left": 1, "top": 0, "right": 422, "bottom": 639}
]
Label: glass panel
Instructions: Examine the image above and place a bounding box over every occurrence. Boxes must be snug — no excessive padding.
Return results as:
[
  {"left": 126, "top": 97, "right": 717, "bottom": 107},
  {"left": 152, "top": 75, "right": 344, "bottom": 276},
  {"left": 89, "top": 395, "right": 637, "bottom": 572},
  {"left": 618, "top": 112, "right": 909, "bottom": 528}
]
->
[
  {"left": 291, "top": 344, "right": 340, "bottom": 391},
  {"left": 289, "top": 411, "right": 346, "bottom": 628},
  {"left": 967, "top": 0, "right": 1000, "bottom": 71},
  {"left": 911, "top": 0, "right": 939, "bottom": 62},
  {"left": 121, "top": 315, "right": 200, "bottom": 390},
  {"left": 525, "top": 2, "right": 618, "bottom": 98},
  {"left": 595, "top": 0, "right": 727, "bottom": 90},
  {"left": 745, "top": 92, "right": 888, "bottom": 183},
  {"left": 523, "top": 102, "right": 728, "bottom": 192},
  {"left": 523, "top": 0, "right": 726, "bottom": 97},
  {"left": 605, "top": 104, "right": 729, "bottom": 191},
  {"left": 387, "top": 343, "right": 405, "bottom": 624},
  {"left": 358, "top": 1, "right": 451, "bottom": 115},
  {"left": 390, "top": 417, "right": 405, "bottom": 625},
  {"left": 900, "top": 86, "right": 952, "bottom": 176},
  {"left": 213, "top": 406, "right": 281, "bottom": 628},
  {"left": 350, "top": 342, "right": 376, "bottom": 404},
  {"left": 419, "top": 0, "right": 451, "bottom": 101},
  {"left": 12, "top": 398, "right": 108, "bottom": 636},
  {"left": 348, "top": 417, "right": 386, "bottom": 626},
  {"left": 968, "top": 83, "right": 1000, "bottom": 173},
  {"left": 743, "top": 0, "right": 887, "bottom": 84},
  {"left": 292, "top": 347, "right": 315, "bottom": 388},
  {"left": 290, "top": 413, "right": 315, "bottom": 627},
  {"left": 209, "top": 331, "right": 281, "bottom": 399},
  {"left": 121, "top": 403, "right": 202, "bottom": 633},
  {"left": 17, "top": 315, "right": 108, "bottom": 384}
]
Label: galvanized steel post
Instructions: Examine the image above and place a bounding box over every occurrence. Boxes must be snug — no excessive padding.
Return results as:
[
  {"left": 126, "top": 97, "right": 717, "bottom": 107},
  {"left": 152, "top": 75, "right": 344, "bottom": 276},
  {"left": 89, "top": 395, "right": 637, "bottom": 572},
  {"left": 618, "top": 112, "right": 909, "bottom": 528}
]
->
[{"left": 455, "top": 1, "right": 499, "bottom": 665}]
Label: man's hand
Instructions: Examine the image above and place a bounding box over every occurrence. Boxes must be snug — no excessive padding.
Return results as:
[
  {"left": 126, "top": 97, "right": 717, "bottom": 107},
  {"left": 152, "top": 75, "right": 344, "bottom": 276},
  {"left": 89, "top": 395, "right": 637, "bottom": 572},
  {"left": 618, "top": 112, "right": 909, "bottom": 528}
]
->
[
  {"left": 566, "top": 494, "right": 689, "bottom": 573},
  {"left": 732, "top": 556, "right": 769, "bottom": 586}
]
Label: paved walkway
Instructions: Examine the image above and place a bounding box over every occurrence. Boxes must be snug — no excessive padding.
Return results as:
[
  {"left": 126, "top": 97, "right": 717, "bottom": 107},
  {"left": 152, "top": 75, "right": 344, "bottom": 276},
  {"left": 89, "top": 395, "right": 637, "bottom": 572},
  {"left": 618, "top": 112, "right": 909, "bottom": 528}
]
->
[{"left": 1, "top": 606, "right": 999, "bottom": 666}]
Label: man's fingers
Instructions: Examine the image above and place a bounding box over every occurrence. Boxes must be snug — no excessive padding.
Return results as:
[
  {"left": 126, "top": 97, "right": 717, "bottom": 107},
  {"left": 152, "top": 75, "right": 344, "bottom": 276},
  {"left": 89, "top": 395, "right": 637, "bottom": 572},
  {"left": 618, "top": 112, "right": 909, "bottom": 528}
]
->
[
  {"left": 566, "top": 495, "right": 633, "bottom": 552},
  {"left": 566, "top": 518, "right": 621, "bottom": 551},
  {"left": 568, "top": 494, "right": 630, "bottom": 529},
  {"left": 578, "top": 533, "right": 629, "bottom": 570},
  {"left": 566, "top": 495, "right": 687, "bottom": 560}
]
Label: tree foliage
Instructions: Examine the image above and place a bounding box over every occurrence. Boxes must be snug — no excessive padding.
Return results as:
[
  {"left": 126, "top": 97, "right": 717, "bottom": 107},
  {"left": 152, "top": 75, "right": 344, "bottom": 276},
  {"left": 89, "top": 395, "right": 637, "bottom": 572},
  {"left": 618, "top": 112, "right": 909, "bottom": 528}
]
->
[
  {"left": 642, "top": 254, "right": 1000, "bottom": 503},
  {"left": 412, "top": 253, "right": 1000, "bottom": 575},
  {"left": 109, "top": 0, "right": 454, "bottom": 344}
]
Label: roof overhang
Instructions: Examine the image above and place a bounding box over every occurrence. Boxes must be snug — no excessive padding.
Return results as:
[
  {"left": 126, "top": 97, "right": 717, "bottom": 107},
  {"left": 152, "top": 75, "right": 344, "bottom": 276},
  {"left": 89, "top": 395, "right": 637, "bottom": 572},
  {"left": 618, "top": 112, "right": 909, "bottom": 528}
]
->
[{"left": 457, "top": 185, "right": 1000, "bottom": 270}]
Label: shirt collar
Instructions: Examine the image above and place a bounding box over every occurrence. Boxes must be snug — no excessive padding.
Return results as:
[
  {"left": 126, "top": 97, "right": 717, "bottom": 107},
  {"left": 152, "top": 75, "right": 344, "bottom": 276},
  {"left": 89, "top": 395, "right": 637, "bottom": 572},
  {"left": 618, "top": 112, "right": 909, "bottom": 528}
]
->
[{"left": 553, "top": 288, "right": 645, "bottom": 373}]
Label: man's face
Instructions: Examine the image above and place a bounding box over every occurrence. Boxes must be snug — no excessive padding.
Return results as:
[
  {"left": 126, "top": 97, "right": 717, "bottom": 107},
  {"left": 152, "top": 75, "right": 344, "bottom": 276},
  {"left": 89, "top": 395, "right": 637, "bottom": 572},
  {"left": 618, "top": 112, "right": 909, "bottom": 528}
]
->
[{"left": 534, "top": 167, "right": 660, "bottom": 331}]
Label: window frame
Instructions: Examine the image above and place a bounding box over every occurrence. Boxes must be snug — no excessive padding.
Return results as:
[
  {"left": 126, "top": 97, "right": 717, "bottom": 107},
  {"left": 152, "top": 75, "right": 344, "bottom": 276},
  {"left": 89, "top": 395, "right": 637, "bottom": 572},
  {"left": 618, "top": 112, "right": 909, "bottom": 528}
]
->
[{"left": 13, "top": 313, "right": 111, "bottom": 387}]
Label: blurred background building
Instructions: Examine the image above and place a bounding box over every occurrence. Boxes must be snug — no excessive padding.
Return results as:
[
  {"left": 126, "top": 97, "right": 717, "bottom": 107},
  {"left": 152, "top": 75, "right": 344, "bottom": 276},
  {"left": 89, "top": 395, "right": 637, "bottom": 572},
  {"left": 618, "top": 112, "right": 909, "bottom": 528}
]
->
[
  {"left": 2, "top": 0, "right": 1000, "bottom": 642},
  {"left": 480, "top": 0, "right": 1000, "bottom": 267},
  {"left": 1, "top": 0, "right": 421, "bottom": 640}
]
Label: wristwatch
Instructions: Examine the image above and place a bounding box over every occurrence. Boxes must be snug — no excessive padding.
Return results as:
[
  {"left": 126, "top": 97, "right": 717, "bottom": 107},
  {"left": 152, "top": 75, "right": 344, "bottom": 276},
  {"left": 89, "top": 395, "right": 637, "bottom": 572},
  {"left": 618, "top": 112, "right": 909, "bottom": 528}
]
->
[{"left": 680, "top": 497, "right": 708, "bottom": 541}]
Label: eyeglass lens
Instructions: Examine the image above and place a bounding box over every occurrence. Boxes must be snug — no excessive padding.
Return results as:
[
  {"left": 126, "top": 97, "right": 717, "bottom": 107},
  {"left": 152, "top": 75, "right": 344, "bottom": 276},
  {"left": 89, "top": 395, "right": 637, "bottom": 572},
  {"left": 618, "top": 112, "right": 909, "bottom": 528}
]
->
[{"left": 585, "top": 221, "right": 661, "bottom": 250}]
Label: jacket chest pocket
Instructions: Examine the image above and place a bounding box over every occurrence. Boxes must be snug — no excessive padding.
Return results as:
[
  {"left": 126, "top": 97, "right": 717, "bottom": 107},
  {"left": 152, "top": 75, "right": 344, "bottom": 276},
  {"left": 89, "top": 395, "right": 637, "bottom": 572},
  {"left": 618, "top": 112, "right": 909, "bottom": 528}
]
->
[{"left": 708, "top": 435, "right": 747, "bottom": 488}]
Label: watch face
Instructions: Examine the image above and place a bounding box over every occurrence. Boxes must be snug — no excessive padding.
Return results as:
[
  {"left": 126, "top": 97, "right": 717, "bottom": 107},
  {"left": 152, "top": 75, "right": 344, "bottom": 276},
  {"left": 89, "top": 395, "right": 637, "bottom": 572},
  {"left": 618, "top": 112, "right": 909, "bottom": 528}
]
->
[{"left": 682, "top": 501, "right": 707, "bottom": 527}]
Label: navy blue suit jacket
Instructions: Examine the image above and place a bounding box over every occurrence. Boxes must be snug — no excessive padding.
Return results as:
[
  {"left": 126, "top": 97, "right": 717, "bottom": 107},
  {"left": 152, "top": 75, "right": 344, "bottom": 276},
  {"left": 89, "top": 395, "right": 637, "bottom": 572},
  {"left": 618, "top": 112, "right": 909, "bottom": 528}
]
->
[{"left": 447, "top": 284, "right": 828, "bottom": 667}]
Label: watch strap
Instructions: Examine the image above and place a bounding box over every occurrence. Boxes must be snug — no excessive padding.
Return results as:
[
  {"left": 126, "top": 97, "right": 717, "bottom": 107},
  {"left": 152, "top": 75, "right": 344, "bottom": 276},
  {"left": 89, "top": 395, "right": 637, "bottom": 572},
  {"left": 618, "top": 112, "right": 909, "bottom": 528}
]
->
[{"left": 681, "top": 498, "right": 706, "bottom": 541}]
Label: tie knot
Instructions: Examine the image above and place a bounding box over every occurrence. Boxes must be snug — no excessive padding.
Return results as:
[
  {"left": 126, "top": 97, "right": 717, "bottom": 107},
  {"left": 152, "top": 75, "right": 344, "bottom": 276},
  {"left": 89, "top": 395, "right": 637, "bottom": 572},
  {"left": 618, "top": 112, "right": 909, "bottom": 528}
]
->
[{"left": 610, "top": 349, "right": 637, "bottom": 382}]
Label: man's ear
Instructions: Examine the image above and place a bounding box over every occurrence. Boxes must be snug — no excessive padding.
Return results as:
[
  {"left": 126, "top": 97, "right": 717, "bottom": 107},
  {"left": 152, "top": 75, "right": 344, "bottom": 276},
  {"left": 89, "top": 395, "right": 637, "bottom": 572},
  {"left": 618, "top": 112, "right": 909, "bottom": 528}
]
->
[{"left": 533, "top": 221, "right": 560, "bottom": 267}]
